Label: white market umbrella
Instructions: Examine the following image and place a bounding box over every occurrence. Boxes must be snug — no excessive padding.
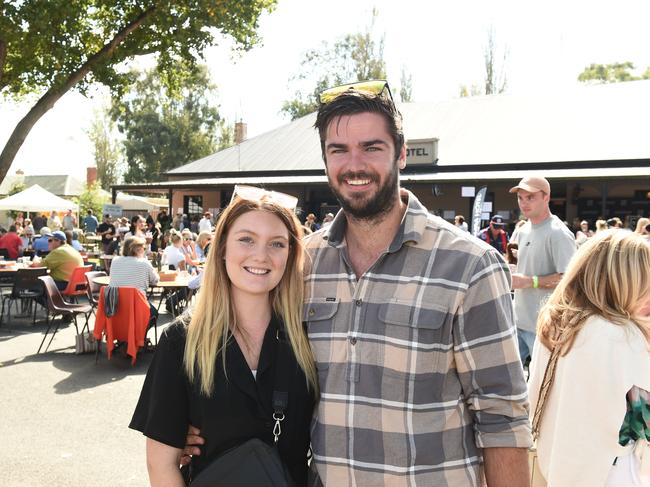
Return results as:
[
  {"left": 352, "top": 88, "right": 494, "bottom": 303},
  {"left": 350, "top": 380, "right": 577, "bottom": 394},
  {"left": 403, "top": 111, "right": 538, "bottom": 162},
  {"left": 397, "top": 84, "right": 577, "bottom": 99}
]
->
[{"left": 0, "top": 184, "right": 76, "bottom": 212}]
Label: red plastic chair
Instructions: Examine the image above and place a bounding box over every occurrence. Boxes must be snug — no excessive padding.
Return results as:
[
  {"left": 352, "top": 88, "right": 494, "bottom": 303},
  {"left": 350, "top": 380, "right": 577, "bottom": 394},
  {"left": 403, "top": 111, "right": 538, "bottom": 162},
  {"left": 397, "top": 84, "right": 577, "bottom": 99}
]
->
[{"left": 61, "top": 265, "right": 93, "bottom": 302}]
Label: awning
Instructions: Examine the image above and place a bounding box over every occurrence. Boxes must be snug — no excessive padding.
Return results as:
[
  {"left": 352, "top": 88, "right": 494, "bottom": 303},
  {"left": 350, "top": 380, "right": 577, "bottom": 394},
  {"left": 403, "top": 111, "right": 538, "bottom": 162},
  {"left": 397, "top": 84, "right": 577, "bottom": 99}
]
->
[
  {"left": 0, "top": 184, "right": 76, "bottom": 212},
  {"left": 112, "top": 166, "right": 650, "bottom": 193}
]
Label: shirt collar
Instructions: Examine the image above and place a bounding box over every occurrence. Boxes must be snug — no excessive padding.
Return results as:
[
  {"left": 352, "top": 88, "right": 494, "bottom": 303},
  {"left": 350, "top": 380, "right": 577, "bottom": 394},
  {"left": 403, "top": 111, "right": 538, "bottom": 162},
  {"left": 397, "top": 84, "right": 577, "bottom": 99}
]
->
[{"left": 324, "top": 189, "right": 429, "bottom": 252}]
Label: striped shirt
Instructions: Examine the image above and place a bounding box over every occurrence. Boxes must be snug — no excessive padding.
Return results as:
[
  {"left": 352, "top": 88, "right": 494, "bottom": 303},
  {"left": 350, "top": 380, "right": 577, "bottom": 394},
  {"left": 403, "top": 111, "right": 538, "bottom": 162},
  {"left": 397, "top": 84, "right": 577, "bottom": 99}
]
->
[
  {"left": 303, "top": 191, "right": 532, "bottom": 487},
  {"left": 109, "top": 256, "right": 159, "bottom": 295}
]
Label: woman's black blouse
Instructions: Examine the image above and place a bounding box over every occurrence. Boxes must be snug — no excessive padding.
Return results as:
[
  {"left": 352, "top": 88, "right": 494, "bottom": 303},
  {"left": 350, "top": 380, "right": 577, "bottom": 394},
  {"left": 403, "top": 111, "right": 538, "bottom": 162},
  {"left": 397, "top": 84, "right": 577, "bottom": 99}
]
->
[{"left": 129, "top": 317, "right": 314, "bottom": 486}]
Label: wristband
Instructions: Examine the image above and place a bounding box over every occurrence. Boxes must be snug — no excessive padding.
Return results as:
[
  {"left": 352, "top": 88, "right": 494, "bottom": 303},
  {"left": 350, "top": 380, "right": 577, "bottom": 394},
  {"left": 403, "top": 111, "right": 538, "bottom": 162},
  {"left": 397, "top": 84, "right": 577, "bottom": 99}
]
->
[{"left": 532, "top": 275, "right": 539, "bottom": 289}]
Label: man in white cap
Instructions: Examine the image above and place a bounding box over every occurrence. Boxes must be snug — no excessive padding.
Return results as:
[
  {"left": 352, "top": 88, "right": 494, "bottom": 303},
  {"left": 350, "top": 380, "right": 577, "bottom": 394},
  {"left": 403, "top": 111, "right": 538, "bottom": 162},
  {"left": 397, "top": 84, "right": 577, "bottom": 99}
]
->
[{"left": 509, "top": 176, "right": 576, "bottom": 364}]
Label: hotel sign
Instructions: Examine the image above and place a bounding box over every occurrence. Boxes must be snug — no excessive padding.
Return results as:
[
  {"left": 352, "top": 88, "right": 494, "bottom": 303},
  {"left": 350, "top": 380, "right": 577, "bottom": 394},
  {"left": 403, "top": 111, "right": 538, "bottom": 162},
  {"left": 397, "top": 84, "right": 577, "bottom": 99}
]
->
[{"left": 405, "top": 138, "right": 438, "bottom": 165}]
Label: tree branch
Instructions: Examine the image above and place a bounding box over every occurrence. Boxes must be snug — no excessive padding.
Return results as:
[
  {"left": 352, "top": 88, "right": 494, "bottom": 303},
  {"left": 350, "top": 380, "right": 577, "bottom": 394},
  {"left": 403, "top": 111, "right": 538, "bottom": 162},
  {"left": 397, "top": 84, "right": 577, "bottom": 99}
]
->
[{"left": 0, "top": 5, "right": 158, "bottom": 181}]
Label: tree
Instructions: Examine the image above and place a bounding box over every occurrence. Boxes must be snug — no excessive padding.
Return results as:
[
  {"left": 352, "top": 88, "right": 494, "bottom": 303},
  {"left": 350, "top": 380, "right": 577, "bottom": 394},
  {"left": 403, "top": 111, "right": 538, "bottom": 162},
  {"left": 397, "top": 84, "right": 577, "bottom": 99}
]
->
[
  {"left": 460, "top": 27, "right": 508, "bottom": 97},
  {"left": 281, "top": 9, "right": 387, "bottom": 120},
  {"left": 0, "top": 0, "right": 276, "bottom": 185},
  {"left": 6, "top": 180, "right": 25, "bottom": 220},
  {"left": 483, "top": 27, "right": 507, "bottom": 95},
  {"left": 88, "top": 106, "right": 121, "bottom": 190},
  {"left": 75, "top": 182, "right": 109, "bottom": 217},
  {"left": 217, "top": 121, "right": 235, "bottom": 151},
  {"left": 577, "top": 62, "right": 650, "bottom": 83},
  {"left": 399, "top": 67, "right": 413, "bottom": 103},
  {"left": 111, "top": 61, "right": 221, "bottom": 183}
]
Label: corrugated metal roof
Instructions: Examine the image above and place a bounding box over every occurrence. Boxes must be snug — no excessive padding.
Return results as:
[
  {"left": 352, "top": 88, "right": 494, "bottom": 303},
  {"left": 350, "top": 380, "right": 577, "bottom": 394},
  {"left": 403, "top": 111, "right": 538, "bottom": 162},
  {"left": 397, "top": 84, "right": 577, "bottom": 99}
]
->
[
  {"left": 168, "top": 80, "right": 650, "bottom": 176},
  {"left": 168, "top": 114, "right": 323, "bottom": 174},
  {"left": 0, "top": 174, "right": 85, "bottom": 196}
]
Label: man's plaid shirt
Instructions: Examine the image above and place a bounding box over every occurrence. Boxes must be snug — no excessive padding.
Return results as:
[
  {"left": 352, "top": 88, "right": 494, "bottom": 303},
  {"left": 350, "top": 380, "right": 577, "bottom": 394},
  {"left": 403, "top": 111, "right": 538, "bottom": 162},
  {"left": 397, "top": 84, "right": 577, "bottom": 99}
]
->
[{"left": 303, "top": 191, "right": 532, "bottom": 487}]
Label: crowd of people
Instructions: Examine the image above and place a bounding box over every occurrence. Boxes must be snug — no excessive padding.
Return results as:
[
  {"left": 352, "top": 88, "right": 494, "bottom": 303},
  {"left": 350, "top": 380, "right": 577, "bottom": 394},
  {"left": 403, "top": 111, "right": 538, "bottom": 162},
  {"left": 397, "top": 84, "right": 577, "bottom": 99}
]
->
[
  {"left": 127, "top": 80, "right": 649, "bottom": 487},
  {"left": 1, "top": 80, "right": 647, "bottom": 486}
]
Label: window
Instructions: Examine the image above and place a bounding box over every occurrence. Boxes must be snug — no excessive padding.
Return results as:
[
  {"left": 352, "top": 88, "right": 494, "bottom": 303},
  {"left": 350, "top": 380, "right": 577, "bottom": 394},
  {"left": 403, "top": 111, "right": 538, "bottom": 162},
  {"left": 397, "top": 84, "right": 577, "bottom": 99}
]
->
[{"left": 183, "top": 195, "right": 203, "bottom": 220}]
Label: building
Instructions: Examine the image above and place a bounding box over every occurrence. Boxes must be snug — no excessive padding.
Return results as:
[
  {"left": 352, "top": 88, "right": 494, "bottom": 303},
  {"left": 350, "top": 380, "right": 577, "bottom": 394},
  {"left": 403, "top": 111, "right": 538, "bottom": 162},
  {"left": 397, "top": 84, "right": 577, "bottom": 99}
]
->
[{"left": 113, "top": 80, "right": 650, "bottom": 231}]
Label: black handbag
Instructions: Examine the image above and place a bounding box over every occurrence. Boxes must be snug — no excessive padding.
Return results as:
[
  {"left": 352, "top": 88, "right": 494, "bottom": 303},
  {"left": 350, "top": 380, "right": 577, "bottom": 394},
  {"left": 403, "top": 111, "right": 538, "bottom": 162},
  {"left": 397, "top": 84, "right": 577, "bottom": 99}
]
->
[{"left": 188, "top": 332, "right": 295, "bottom": 487}]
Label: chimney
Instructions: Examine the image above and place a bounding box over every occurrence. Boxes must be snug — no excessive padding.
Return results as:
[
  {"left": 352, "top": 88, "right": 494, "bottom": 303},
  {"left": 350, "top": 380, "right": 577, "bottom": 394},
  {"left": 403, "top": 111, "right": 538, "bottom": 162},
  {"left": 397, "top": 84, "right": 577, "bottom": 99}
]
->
[
  {"left": 87, "top": 166, "right": 98, "bottom": 186},
  {"left": 234, "top": 121, "right": 247, "bottom": 145}
]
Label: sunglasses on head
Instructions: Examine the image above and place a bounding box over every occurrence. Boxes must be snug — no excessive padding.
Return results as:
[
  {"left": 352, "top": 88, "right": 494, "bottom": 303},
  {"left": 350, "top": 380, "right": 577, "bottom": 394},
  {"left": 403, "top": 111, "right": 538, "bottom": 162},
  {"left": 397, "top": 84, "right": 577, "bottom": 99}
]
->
[
  {"left": 318, "top": 79, "right": 394, "bottom": 105},
  {"left": 230, "top": 185, "right": 298, "bottom": 211}
]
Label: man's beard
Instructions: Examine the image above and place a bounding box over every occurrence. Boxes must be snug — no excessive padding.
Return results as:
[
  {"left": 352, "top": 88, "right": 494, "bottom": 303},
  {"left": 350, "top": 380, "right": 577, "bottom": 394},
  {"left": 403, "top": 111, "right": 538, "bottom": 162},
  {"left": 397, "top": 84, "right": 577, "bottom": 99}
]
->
[{"left": 329, "top": 165, "right": 399, "bottom": 220}]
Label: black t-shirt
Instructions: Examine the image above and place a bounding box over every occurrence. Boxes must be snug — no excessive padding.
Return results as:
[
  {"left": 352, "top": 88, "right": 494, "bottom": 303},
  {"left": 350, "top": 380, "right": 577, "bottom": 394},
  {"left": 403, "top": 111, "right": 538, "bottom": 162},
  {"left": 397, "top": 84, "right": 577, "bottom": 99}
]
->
[
  {"left": 129, "top": 318, "right": 314, "bottom": 486},
  {"left": 97, "top": 222, "right": 115, "bottom": 245}
]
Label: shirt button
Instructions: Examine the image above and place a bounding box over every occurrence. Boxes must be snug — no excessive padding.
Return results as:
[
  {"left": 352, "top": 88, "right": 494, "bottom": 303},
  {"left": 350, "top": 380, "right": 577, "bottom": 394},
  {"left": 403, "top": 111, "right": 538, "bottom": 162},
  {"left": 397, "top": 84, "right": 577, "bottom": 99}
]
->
[
  {"left": 349, "top": 337, "right": 357, "bottom": 345},
  {"left": 308, "top": 308, "right": 315, "bottom": 317},
  {"left": 355, "top": 299, "right": 362, "bottom": 307}
]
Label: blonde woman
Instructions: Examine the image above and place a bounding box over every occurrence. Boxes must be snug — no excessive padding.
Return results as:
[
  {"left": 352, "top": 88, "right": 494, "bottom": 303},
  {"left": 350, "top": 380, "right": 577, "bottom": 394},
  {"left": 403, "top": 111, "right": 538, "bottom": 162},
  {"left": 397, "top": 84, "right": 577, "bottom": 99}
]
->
[
  {"left": 161, "top": 231, "right": 186, "bottom": 271},
  {"left": 130, "top": 187, "right": 317, "bottom": 486},
  {"left": 575, "top": 220, "right": 593, "bottom": 246},
  {"left": 194, "top": 231, "right": 212, "bottom": 262},
  {"left": 635, "top": 217, "right": 650, "bottom": 236},
  {"left": 595, "top": 219, "right": 608, "bottom": 232},
  {"left": 529, "top": 230, "right": 650, "bottom": 486}
]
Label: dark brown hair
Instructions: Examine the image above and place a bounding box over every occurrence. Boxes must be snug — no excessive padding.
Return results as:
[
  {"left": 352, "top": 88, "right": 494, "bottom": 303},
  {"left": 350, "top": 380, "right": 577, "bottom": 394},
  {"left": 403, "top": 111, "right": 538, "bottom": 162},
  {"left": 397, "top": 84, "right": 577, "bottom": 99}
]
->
[{"left": 314, "top": 90, "right": 404, "bottom": 163}]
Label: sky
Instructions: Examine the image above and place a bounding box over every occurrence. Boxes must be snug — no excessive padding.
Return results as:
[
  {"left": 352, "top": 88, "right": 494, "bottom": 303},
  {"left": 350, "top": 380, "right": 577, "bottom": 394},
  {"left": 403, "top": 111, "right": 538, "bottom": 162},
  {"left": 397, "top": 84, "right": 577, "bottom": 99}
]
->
[{"left": 2, "top": 0, "right": 650, "bottom": 181}]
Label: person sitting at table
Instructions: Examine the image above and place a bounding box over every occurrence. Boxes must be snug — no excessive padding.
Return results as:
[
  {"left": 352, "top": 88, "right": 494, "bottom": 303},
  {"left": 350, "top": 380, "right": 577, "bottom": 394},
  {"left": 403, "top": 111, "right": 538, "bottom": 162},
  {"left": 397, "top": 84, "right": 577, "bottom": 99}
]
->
[
  {"left": 32, "top": 230, "right": 83, "bottom": 290},
  {"left": 194, "top": 231, "right": 212, "bottom": 263},
  {"left": 109, "top": 236, "right": 159, "bottom": 329},
  {"left": 66, "top": 230, "right": 84, "bottom": 252},
  {"left": 130, "top": 187, "right": 317, "bottom": 486},
  {"left": 0, "top": 225, "right": 24, "bottom": 259},
  {"left": 32, "top": 227, "right": 51, "bottom": 255},
  {"left": 23, "top": 218, "right": 34, "bottom": 235},
  {"left": 20, "top": 225, "right": 35, "bottom": 251},
  {"left": 125, "top": 215, "right": 147, "bottom": 239},
  {"left": 180, "top": 230, "right": 199, "bottom": 271},
  {"left": 161, "top": 231, "right": 186, "bottom": 271}
]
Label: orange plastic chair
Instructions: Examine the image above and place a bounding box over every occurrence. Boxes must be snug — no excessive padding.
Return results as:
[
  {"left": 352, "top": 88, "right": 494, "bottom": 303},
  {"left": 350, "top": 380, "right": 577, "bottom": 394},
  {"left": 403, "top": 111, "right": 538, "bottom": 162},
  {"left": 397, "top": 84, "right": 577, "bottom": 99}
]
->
[
  {"left": 93, "top": 287, "right": 151, "bottom": 365},
  {"left": 61, "top": 265, "right": 93, "bottom": 302}
]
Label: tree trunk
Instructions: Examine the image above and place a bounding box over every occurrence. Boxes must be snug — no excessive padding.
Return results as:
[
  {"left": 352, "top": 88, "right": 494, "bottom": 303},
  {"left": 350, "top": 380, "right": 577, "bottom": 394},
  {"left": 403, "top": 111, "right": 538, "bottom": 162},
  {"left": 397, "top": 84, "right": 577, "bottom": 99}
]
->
[{"left": 0, "top": 6, "right": 156, "bottom": 183}]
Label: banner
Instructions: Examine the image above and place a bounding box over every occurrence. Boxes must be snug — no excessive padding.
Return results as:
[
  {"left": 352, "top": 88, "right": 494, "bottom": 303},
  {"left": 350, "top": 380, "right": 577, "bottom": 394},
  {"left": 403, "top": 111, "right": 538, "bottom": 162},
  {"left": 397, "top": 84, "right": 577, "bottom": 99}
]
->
[
  {"left": 102, "top": 203, "right": 123, "bottom": 218},
  {"left": 471, "top": 186, "right": 487, "bottom": 236}
]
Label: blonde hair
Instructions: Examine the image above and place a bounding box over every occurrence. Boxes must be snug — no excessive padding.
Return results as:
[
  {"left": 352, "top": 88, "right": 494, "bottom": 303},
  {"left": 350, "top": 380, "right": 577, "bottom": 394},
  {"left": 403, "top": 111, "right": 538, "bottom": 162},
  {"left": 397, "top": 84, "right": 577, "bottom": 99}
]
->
[
  {"left": 196, "top": 231, "right": 212, "bottom": 249},
  {"left": 537, "top": 230, "right": 650, "bottom": 356},
  {"left": 635, "top": 217, "right": 650, "bottom": 234},
  {"left": 183, "top": 197, "right": 318, "bottom": 396},
  {"left": 595, "top": 219, "right": 608, "bottom": 232},
  {"left": 169, "top": 231, "right": 182, "bottom": 244},
  {"left": 123, "top": 236, "right": 146, "bottom": 256}
]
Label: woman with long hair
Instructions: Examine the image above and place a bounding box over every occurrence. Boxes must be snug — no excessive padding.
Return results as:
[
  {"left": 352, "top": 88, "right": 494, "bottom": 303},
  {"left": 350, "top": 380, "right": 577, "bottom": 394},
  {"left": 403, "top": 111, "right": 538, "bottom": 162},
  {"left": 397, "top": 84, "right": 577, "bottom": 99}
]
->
[
  {"left": 130, "top": 187, "right": 317, "bottom": 486},
  {"left": 634, "top": 217, "right": 650, "bottom": 236},
  {"left": 529, "top": 230, "right": 650, "bottom": 486},
  {"left": 194, "top": 230, "right": 212, "bottom": 262}
]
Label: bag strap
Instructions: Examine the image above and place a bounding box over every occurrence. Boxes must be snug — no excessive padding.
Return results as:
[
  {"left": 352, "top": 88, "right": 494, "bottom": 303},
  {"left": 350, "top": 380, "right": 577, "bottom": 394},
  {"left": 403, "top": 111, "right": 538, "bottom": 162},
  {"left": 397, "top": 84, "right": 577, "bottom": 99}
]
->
[
  {"left": 271, "top": 327, "right": 291, "bottom": 443},
  {"left": 531, "top": 345, "right": 561, "bottom": 441}
]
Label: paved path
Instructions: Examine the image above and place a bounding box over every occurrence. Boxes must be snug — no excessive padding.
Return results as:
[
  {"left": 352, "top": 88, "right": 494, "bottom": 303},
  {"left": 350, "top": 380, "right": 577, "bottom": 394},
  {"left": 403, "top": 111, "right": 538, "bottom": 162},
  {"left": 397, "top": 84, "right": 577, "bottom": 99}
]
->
[{"left": 0, "top": 305, "right": 175, "bottom": 487}]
